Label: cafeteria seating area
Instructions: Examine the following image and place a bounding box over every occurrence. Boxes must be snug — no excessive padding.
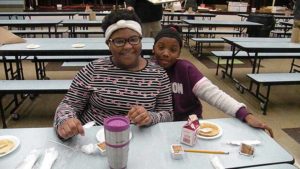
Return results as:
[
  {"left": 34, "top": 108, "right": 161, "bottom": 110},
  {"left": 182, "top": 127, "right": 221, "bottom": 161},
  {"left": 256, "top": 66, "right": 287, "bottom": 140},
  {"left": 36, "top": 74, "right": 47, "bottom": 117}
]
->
[{"left": 0, "top": 1, "right": 300, "bottom": 168}]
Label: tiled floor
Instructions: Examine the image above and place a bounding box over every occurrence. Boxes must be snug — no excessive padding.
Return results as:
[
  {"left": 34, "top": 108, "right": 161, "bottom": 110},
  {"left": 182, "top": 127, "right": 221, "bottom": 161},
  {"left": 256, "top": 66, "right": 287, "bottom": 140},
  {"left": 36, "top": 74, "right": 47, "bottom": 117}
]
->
[{"left": 0, "top": 14, "right": 299, "bottom": 168}]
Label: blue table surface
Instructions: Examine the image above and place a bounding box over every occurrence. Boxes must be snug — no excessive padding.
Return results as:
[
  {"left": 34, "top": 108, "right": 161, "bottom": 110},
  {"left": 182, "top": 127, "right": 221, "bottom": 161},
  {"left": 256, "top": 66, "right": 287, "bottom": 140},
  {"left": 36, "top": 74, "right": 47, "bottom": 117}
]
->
[
  {"left": 0, "top": 38, "right": 154, "bottom": 53},
  {"left": 183, "top": 20, "right": 263, "bottom": 26},
  {"left": 0, "top": 118, "right": 293, "bottom": 169}
]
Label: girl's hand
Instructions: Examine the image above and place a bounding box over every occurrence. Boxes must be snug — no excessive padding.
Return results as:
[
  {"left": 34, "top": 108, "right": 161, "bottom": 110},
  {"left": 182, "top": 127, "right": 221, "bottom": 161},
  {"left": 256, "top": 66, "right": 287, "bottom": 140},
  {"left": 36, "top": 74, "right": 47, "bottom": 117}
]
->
[
  {"left": 245, "top": 114, "right": 274, "bottom": 138},
  {"left": 127, "top": 105, "right": 152, "bottom": 126}
]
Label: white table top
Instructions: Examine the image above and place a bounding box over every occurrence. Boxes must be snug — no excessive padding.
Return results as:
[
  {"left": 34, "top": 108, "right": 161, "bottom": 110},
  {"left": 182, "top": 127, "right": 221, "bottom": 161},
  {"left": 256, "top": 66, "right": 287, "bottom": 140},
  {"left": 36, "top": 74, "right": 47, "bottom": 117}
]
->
[
  {"left": 0, "top": 12, "right": 78, "bottom": 16},
  {"left": 0, "top": 118, "right": 293, "bottom": 169},
  {"left": 0, "top": 38, "right": 154, "bottom": 56},
  {"left": 163, "top": 12, "right": 216, "bottom": 17},
  {"left": 243, "top": 163, "right": 298, "bottom": 169},
  {"left": 183, "top": 20, "right": 263, "bottom": 27},
  {"left": 223, "top": 37, "right": 300, "bottom": 53},
  {"left": 0, "top": 80, "right": 72, "bottom": 93},
  {"left": 61, "top": 19, "right": 102, "bottom": 26},
  {"left": 0, "top": 19, "right": 62, "bottom": 26}
]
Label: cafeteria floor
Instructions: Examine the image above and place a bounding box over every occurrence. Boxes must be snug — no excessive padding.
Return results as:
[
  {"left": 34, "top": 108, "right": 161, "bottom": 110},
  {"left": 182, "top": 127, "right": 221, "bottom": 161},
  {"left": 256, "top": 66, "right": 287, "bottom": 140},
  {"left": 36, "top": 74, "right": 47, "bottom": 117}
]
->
[{"left": 0, "top": 14, "right": 299, "bottom": 168}]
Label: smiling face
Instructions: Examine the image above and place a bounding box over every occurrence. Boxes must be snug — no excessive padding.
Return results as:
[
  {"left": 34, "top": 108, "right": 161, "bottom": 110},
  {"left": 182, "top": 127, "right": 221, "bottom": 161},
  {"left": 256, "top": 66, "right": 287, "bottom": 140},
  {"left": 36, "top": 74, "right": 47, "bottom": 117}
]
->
[
  {"left": 153, "top": 37, "right": 181, "bottom": 69},
  {"left": 108, "top": 28, "right": 142, "bottom": 71}
]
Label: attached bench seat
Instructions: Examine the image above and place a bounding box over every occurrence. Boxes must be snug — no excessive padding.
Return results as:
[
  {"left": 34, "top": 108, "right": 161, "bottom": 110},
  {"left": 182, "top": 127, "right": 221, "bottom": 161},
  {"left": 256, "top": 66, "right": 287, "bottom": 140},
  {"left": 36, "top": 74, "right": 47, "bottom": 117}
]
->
[
  {"left": 0, "top": 55, "right": 105, "bottom": 62},
  {"left": 61, "top": 55, "right": 151, "bottom": 67},
  {"left": 0, "top": 80, "right": 71, "bottom": 94},
  {"left": 246, "top": 73, "right": 300, "bottom": 114},
  {"left": 33, "top": 55, "right": 108, "bottom": 80},
  {"left": 182, "top": 29, "right": 241, "bottom": 36},
  {"left": 0, "top": 55, "right": 107, "bottom": 80},
  {"left": 270, "top": 30, "right": 292, "bottom": 37},
  {"left": 274, "top": 25, "right": 287, "bottom": 30},
  {"left": 191, "top": 38, "right": 224, "bottom": 56},
  {"left": 192, "top": 38, "right": 224, "bottom": 43},
  {"left": 182, "top": 29, "right": 240, "bottom": 48},
  {"left": 162, "top": 20, "right": 184, "bottom": 24},
  {"left": 1, "top": 55, "right": 151, "bottom": 80},
  {"left": 11, "top": 30, "right": 68, "bottom": 38},
  {"left": 0, "top": 80, "right": 72, "bottom": 128},
  {"left": 71, "top": 30, "right": 105, "bottom": 37},
  {"left": 211, "top": 51, "right": 300, "bottom": 59},
  {"left": 33, "top": 55, "right": 106, "bottom": 62}
]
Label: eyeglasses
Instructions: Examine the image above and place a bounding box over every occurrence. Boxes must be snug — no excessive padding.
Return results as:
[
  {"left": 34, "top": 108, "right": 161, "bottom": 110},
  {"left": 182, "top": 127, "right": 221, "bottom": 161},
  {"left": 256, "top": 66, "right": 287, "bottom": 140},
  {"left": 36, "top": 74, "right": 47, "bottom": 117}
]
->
[{"left": 108, "top": 36, "right": 142, "bottom": 47}]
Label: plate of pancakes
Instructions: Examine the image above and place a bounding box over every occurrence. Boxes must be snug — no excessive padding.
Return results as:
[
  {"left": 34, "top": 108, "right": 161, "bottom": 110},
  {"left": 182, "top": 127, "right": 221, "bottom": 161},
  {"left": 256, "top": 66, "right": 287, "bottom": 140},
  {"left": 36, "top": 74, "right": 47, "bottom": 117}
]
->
[
  {"left": 196, "top": 121, "right": 223, "bottom": 139},
  {"left": 0, "top": 135, "right": 20, "bottom": 157}
]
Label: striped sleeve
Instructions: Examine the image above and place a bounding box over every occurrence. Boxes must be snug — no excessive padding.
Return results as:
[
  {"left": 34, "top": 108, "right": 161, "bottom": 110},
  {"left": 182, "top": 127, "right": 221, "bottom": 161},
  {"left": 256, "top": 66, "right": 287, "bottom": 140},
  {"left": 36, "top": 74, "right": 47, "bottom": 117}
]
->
[
  {"left": 149, "top": 69, "right": 174, "bottom": 124},
  {"left": 54, "top": 62, "right": 95, "bottom": 128}
]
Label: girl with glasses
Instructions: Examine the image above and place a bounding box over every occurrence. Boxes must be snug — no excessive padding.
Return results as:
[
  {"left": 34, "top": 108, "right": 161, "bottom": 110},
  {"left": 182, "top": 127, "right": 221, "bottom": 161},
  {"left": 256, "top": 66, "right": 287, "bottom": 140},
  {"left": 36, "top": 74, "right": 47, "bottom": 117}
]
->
[
  {"left": 54, "top": 10, "right": 173, "bottom": 140},
  {"left": 152, "top": 26, "right": 273, "bottom": 137}
]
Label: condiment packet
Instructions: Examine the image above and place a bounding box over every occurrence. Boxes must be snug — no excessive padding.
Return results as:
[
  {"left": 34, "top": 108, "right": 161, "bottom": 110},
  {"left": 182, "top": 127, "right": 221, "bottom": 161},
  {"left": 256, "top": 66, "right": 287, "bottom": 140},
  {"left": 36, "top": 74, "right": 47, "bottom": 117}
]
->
[
  {"left": 96, "top": 142, "right": 106, "bottom": 156},
  {"left": 15, "top": 149, "right": 41, "bottom": 169},
  {"left": 39, "top": 147, "right": 58, "bottom": 169},
  {"left": 210, "top": 155, "right": 225, "bottom": 169},
  {"left": 180, "top": 114, "right": 199, "bottom": 146},
  {"left": 170, "top": 144, "right": 184, "bottom": 160},
  {"left": 240, "top": 143, "right": 255, "bottom": 156},
  {"left": 226, "top": 140, "right": 261, "bottom": 146}
]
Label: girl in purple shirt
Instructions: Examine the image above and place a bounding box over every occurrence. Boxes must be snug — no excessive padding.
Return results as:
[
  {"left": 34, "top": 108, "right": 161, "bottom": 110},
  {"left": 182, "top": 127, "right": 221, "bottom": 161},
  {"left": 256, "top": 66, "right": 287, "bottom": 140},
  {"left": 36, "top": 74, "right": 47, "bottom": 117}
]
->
[{"left": 152, "top": 26, "right": 273, "bottom": 137}]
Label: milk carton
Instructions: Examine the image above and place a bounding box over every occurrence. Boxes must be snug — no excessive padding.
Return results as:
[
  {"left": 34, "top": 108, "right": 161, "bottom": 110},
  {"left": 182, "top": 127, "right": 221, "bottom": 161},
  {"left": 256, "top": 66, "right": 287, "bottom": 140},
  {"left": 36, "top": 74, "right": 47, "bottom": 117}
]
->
[{"left": 180, "top": 115, "right": 200, "bottom": 146}]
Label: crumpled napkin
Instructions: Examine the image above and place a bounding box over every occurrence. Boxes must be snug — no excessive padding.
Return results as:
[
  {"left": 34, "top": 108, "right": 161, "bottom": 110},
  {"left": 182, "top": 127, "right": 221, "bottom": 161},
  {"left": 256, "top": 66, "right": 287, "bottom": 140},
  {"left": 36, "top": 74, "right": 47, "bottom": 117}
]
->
[
  {"left": 81, "top": 144, "right": 97, "bottom": 155},
  {"left": 226, "top": 140, "right": 261, "bottom": 146},
  {"left": 210, "top": 155, "right": 225, "bottom": 169},
  {"left": 15, "top": 149, "right": 41, "bottom": 169},
  {"left": 39, "top": 147, "right": 58, "bottom": 169}
]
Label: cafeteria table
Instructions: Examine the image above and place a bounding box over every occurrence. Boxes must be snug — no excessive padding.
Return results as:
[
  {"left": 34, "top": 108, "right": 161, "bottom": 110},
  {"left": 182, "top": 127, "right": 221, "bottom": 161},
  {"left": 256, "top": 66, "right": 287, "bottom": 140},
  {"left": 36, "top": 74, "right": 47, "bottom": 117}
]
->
[
  {"left": 182, "top": 20, "right": 263, "bottom": 46},
  {"left": 0, "top": 12, "right": 77, "bottom": 20},
  {"left": 0, "top": 38, "right": 154, "bottom": 80},
  {"left": 0, "top": 118, "right": 294, "bottom": 169}
]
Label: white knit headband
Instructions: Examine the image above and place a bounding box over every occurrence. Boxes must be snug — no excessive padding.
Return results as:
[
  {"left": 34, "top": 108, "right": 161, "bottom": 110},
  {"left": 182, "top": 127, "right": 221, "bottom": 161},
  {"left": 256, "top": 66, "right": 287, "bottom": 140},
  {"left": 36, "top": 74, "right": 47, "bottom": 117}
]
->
[{"left": 105, "top": 20, "right": 142, "bottom": 41}]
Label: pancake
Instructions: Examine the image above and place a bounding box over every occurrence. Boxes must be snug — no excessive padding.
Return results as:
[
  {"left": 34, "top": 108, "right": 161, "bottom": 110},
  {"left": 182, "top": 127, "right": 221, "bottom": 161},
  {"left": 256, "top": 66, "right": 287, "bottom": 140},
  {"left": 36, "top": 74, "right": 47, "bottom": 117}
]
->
[
  {"left": 0, "top": 139, "right": 15, "bottom": 154},
  {"left": 197, "top": 122, "right": 220, "bottom": 137}
]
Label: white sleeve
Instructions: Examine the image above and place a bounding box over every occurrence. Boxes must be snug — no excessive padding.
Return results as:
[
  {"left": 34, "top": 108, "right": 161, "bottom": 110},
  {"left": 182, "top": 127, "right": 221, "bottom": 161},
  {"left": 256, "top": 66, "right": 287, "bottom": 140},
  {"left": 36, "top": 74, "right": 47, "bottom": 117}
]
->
[{"left": 192, "top": 77, "right": 245, "bottom": 117}]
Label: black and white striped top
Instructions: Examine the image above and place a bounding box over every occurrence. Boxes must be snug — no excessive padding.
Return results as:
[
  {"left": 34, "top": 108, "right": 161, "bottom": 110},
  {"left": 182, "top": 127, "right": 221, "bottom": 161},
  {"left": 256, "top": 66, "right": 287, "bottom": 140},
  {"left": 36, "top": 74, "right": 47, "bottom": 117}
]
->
[{"left": 54, "top": 56, "right": 173, "bottom": 127}]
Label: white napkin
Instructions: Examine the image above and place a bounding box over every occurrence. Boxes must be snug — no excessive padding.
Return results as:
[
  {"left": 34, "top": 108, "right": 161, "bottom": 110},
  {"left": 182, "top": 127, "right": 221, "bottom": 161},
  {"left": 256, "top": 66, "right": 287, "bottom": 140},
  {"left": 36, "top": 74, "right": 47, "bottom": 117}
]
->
[
  {"left": 210, "top": 156, "right": 225, "bottom": 169},
  {"left": 226, "top": 140, "right": 261, "bottom": 146},
  {"left": 39, "top": 147, "right": 58, "bottom": 169},
  {"left": 15, "top": 149, "right": 41, "bottom": 169},
  {"left": 81, "top": 144, "right": 97, "bottom": 155}
]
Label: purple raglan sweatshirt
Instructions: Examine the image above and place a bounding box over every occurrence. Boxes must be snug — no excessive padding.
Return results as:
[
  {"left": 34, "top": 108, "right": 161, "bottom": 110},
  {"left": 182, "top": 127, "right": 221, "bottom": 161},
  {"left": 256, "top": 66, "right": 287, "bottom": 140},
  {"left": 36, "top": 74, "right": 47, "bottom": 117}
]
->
[{"left": 166, "top": 59, "right": 249, "bottom": 121}]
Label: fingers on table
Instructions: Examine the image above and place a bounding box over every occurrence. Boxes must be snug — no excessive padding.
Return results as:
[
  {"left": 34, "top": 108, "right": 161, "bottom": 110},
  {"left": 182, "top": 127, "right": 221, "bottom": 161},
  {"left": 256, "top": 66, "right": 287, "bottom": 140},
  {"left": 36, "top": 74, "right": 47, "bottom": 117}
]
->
[
  {"left": 59, "top": 119, "right": 84, "bottom": 139},
  {"left": 127, "top": 106, "right": 150, "bottom": 126}
]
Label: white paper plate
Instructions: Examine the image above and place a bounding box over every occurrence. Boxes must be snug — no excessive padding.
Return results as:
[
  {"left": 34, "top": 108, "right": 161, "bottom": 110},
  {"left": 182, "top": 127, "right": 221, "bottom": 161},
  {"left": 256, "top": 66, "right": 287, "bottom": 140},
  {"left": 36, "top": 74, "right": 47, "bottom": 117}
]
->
[
  {"left": 196, "top": 121, "right": 223, "bottom": 140},
  {"left": 147, "top": 0, "right": 178, "bottom": 4},
  {"left": 26, "top": 44, "right": 40, "bottom": 49},
  {"left": 72, "top": 43, "right": 86, "bottom": 48},
  {"left": 0, "top": 135, "right": 20, "bottom": 157},
  {"left": 96, "top": 128, "right": 132, "bottom": 142}
]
